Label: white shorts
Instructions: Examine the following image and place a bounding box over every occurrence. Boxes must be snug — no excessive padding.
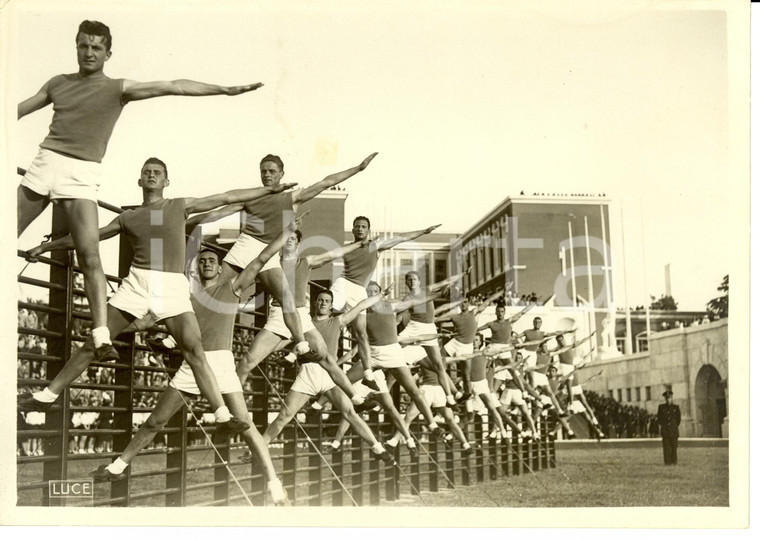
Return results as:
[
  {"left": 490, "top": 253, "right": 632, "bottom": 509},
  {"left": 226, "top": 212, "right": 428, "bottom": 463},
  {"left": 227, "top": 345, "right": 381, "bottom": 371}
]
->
[
  {"left": 398, "top": 320, "right": 438, "bottom": 347},
  {"left": 472, "top": 379, "right": 498, "bottom": 407},
  {"left": 568, "top": 400, "right": 586, "bottom": 414},
  {"left": 109, "top": 267, "right": 193, "bottom": 321},
  {"left": 25, "top": 411, "right": 46, "bottom": 426},
  {"left": 223, "top": 233, "right": 281, "bottom": 273},
  {"left": 71, "top": 412, "right": 83, "bottom": 428},
  {"left": 523, "top": 350, "right": 538, "bottom": 368},
  {"left": 421, "top": 384, "right": 447, "bottom": 409},
  {"left": 330, "top": 277, "right": 368, "bottom": 312},
  {"left": 402, "top": 344, "right": 427, "bottom": 365},
  {"left": 170, "top": 350, "right": 243, "bottom": 395},
  {"left": 493, "top": 368, "right": 511, "bottom": 382},
  {"left": 444, "top": 338, "right": 474, "bottom": 357},
  {"left": 21, "top": 148, "right": 102, "bottom": 203},
  {"left": 500, "top": 388, "right": 526, "bottom": 407},
  {"left": 352, "top": 369, "right": 389, "bottom": 397},
  {"left": 290, "top": 363, "right": 335, "bottom": 397},
  {"left": 263, "top": 305, "right": 316, "bottom": 339},
  {"left": 558, "top": 363, "right": 574, "bottom": 376},
  {"left": 533, "top": 371, "right": 549, "bottom": 387},
  {"left": 571, "top": 385, "right": 583, "bottom": 396},
  {"left": 370, "top": 343, "right": 407, "bottom": 369}
]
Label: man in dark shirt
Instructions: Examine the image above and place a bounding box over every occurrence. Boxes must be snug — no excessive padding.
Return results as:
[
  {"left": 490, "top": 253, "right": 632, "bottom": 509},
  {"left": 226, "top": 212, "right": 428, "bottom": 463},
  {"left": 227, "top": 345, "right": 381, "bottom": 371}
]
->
[{"left": 657, "top": 390, "right": 681, "bottom": 465}]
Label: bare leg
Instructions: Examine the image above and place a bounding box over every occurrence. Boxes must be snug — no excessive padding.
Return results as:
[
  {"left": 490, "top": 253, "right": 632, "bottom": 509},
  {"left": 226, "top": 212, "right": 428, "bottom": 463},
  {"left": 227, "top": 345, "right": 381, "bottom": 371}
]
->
[
  {"left": 263, "top": 390, "right": 311, "bottom": 444},
  {"left": 224, "top": 392, "right": 278, "bottom": 482},
  {"left": 422, "top": 345, "right": 452, "bottom": 399},
  {"left": 47, "top": 306, "right": 134, "bottom": 395},
  {"left": 350, "top": 314, "right": 372, "bottom": 374},
  {"left": 17, "top": 185, "right": 50, "bottom": 236},
  {"left": 478, "top": 393, "right": 507, "bottom": 434},
  {"left": 257, "top": 269, "right": 305, "bottom": 345},
  {"left": 57, "top": 199, "right": 109, "bottom": 335},
  {"left": 120, "top": 388, "right": 185, "bottom": 463},
  {"left": 389, "top": 366, "right": 438, "bottom": 427},
  {"left": 163, "top": 313, "right": 224, "bottom": 411},
  {"left": 438, "top": 406, "right": 469, "bottom": 446},
  {"left": 237, "top": 330, "right": 284, "bottom": 384},
  {"left": 326, "top": 387, "right": 381, "bottom": 446}
]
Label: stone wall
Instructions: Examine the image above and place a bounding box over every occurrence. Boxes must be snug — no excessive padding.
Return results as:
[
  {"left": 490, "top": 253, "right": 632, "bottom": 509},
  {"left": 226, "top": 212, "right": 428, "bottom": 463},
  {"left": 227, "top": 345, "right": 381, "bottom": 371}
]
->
[{"left": 582, "top": 319, "right": 728, "bottom": 437}]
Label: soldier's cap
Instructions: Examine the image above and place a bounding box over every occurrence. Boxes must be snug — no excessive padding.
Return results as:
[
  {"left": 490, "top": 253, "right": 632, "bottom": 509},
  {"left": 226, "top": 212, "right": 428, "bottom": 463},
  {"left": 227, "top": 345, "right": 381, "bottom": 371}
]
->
[{"left": 662, "top": 390, "right": 673, "bottom": 397}]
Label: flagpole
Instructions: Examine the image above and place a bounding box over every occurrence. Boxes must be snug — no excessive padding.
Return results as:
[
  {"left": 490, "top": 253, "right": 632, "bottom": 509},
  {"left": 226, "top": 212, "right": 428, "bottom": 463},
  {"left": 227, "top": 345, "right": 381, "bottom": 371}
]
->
[{"left": 568, "top": 221, "right": 577, "bottom": 307}]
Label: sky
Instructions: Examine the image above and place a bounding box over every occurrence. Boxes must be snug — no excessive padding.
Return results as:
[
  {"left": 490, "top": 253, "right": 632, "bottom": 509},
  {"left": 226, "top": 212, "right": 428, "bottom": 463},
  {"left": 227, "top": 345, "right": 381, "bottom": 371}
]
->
[{"left": 3, "top": 0, "right": 749, "bottom": 311}]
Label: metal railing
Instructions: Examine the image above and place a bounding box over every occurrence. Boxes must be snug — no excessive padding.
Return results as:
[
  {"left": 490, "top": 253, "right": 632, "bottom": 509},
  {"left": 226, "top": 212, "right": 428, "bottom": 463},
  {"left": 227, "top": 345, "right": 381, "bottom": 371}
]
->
[{"left": 17, "top": 204, "right": 556, "bottom": 507}]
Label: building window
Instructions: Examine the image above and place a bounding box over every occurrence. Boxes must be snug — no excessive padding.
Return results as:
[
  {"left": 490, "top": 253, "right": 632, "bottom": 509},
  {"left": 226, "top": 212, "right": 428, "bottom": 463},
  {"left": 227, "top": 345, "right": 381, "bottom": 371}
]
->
[
  {"left": 434, "top": 259, "right": 447, "bottom": 284},
  {"left": 484, "top": 234, "right": 492, "bottom": 279},
  {"left": 617, "top": 389, "right": 622, "bottom": 402},
  {"left": 635, "top": 387, "right": 641, "bottom": 401},
  {"left": 493, "top": 223, "right": 502, "bottom": 274},
  {"left": 476, "top": 241, "right": 485, "bottom": 284},
  {"left": 608, "top": 390, "right": 614, "bottom": 399},
  {"left": 645, "top": 386, "right": 651, "bottom": 401},
  {"left": 626, "top": 388, "right": 632, "bottom": 402}
]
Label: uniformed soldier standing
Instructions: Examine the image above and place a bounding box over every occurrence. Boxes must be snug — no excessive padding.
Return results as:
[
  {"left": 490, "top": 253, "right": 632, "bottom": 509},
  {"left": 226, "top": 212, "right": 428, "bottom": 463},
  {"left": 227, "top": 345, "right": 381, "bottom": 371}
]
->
[{"left": 657, "top": 390, "right": 681, "bottom": 465}]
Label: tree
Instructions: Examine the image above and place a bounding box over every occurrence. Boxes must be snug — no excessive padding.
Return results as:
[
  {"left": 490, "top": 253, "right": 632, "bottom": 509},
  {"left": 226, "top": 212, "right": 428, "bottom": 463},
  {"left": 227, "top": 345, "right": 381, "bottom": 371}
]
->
[
  {"left": 706, "top": 274, "right": 728, "bottom": 319},
  {"left": 649, "top": 294, "right": 678, "bottom": 311}
]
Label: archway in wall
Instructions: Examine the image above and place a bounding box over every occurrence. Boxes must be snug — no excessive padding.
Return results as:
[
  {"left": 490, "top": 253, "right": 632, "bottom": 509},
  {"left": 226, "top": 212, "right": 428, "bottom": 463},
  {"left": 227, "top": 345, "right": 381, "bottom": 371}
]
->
[{"left": 694, "top": 364, "right": 726, "bottom": 437}]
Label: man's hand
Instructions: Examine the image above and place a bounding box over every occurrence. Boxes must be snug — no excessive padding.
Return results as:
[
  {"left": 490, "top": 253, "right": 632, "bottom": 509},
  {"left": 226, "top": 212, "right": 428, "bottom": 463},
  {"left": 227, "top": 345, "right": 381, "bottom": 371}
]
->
[
  {"left": 25, "top": 244, "right": 47, "bottom": 263},
  {"left": 358, "top": 152, "right": 379, "bottom": 170},
  {"left": 226, "top": 83, "right": 264, "bottom": 96},
  {"left": 424, "top": 224, "right": 442, "bottom": 235},
  {"left": 382, "top": 281, "right": 395, "bottom": 297},
  {"left": 293, "top": 210, "right": 311, "bottom": 229},
  {"left": 269, "top": 182, "right": 298, "bottom": 194}
]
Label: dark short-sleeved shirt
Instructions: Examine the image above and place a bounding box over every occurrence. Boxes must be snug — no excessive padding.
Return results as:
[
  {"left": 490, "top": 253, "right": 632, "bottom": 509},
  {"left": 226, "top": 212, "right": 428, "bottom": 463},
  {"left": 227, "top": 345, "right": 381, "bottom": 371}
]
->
[
  {"left": 312, "top": 316, "right": 342, "bottom": 358},
  {"left": 488, "top": 319, "right": 512, "bottom": 344},
  {"left": 406, "top": 293, "right": 435, "bottom": 324},
  {"left": 242, "top": 191, "right": 294, "bottom": 243},
  {"left": 366, "top": 302, "right": 398, "bottom": 346},
  {"left": 191, "top": 278, "right": 239, "bottom": 351},
  {"left": 118, "top": 198, "right": 187, "bottom": 273},
  {"left": 41, "top": 73, "right": 125, "bottom": 162},
  {"left": 451, "top": 311, "right": 478, "bottom": 343},
  {"left": 523, "top": 329, "right": 545, "bottom": 351},
  {"left": 342, "top": 243, "right": 379, "bottom": 286},
  {"left": 276, "top": 256, "right": 310, "bottom": 308}
]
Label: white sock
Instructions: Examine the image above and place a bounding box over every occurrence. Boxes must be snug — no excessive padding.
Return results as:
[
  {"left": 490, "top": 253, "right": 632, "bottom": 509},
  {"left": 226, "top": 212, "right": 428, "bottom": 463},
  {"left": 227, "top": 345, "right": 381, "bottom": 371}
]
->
[
  {"left": 92, "top": 326, "right": 112, "bottom": 348},
  {"left": 311, "top": 402, "right": 323, "bottom": 410},
  {"left": 386, "top": 437, "right": 399, "bottom": 448},
  {"left": 331, "top": 440, "right": 340, "bottom": 450},
  {"left": 35, "top": 388, "right": 59, "bottom": 403},
  {"left": 294, "top": 341, "right": 310, "bottom": 355},
  {"left": 214, "top": 406, "right": 232, "bottom": 423},
  {"left": 429, "top": 423, "right": 438, "bottom": 431},
  {"left": 163, "top": 336, "right": 177, "bottom": 348},
  {"left": 371, "top": 442, "right": 383, "bottom": 454},
  {"left": 406, "top": 439, "right": 416, "bottom": 449},
  {"left": 463, "top": 442, "right": 471, "bottom": 449},
  {"left": 107, "top": 457, "right": 128, "bottom": 474}
]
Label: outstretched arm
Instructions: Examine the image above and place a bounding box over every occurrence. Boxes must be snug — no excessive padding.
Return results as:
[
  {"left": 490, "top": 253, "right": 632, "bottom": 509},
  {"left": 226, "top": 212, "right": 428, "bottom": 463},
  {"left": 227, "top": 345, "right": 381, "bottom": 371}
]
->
[
  {"left": 375, "top": 224, "right": 441, "bottom": 252},
  {"left": 183, "top": 182, "right": 296, "bottom": 215},
  {"left": 18, "top": 82, "right": 51, "bottom": 119},
  {"left": 232, "top": 212, "right": 306, "bottom": 294},
  {"left": 509, "top": 302, "right": 535, "bottom": 323},
  {"left": 306, "top": 235, "right": 374, "bottom": 270},
  {"left": 293, "top": 153, "right": 378, "bottom": 205},
  {"left": 474, "top": 289, "right": 506, "bottom": 315},
  {"left": 121, "top": 80, "right": 263, "bottom": 103},
  {"left": 571, "top": 332, "right": 596, "bottom": 349},
  {"left": 392, "top": 286, "right": 448, "bottom": 314},
  {"left": 337, "top": 281, "right": 392, "bottom": 327},
  {"left": 426, "top": 272, "right": 465, "bottom": 294},
  {"left": 26, "top": 217, "right": 122, "bottom": 260},
  {"left": 186, "top": 203, "right": 245, "bottom": 228}
]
